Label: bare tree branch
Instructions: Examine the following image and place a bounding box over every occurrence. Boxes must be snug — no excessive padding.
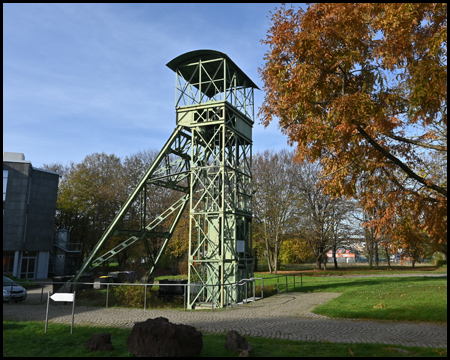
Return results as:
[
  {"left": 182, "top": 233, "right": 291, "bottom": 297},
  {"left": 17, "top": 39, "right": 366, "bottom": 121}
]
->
[
  {"left": 385, "top": 133, "right": 447, "bottom": 151},
  {"left": 356, "top": 125, "right": 447, "bottom": 197}
]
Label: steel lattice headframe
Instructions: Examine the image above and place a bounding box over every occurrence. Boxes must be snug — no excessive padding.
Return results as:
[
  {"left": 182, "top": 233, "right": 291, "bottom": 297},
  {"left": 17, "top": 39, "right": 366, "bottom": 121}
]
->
[{"left": 69, "top": 50, "right": 259, "bottom": 309}]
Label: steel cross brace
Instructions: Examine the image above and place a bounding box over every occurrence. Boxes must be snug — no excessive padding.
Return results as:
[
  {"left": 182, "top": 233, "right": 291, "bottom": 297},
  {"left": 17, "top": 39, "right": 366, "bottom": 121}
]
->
[{"left": 70, "top": 126, "right": 192, "bottom": 284}]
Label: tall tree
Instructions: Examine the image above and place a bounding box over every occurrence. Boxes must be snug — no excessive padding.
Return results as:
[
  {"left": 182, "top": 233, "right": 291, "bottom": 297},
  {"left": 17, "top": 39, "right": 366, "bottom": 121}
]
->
[
  {"left": 292, "top": 162, "right": 356, "bottom": 270},
  {"left": 259, "top": 3, "right": 447, "bottom": 253},
  {"left": 46, "top": 149, "right": 187, "bottom": 272},
  {"left": 54, "top": 153, "right": 126, "bottom": 258},
  {"left": 252, "top": 149, "right": 299, "bottom": 274}
]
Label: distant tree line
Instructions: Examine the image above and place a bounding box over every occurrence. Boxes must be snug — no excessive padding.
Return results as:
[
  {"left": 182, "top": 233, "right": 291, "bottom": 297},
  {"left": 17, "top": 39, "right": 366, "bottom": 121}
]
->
[{"left": 44, "top": 146, "right": 445, "bottom": 275}]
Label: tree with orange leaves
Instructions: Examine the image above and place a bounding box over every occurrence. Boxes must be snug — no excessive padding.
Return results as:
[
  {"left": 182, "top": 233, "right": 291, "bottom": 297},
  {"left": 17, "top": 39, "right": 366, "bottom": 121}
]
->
[{"left": 259, "top": 4, "right": 447, "bottom": 258}]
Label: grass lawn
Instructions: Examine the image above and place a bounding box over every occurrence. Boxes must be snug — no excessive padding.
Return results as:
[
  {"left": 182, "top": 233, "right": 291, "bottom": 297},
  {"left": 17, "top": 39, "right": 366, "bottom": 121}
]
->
[
  {"left": 3, "top": 321, "right": 447, "bottom": 357},
  {"left": 253, "top": 273, "right": 447, "bottom": 323},
  {"left": 258, "top": 263, "right": 447, "bottom": 275}
]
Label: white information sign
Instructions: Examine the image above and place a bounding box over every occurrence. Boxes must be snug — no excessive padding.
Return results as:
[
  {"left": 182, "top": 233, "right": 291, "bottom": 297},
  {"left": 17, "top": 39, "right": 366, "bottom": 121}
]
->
[
  {"left": 45, "top": 291, "right": 76, "bottom": 334},
  {"left": 236, "top": 240, "right": 245, "bottom": 253},
  {"left": 50, "top": 293, "right": 74, "bottom": 302}
]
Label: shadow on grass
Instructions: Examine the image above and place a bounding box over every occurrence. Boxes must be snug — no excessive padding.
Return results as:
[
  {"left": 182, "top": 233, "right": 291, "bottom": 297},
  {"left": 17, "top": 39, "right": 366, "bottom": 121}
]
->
[{"left": 3, "top": 322, "right": 27, "bottom": 331}]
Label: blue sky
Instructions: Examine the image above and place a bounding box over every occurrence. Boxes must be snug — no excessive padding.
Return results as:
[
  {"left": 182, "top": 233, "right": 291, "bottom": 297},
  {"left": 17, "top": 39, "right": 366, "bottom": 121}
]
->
[{"left": 4, "top": 3, "right": 303, "bottom": 168}]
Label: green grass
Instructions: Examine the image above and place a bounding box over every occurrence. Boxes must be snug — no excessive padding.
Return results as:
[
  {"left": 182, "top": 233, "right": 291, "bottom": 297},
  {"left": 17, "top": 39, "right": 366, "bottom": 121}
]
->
[
  {"left": 310, "top": 277, "right": 447, "bottom": 323},
  {"left": 257, "top": 263, "right": 447, "bottom": 275},
  {"left": 253, "top": 274, "right": 447, "bottom": 323},
  {"left": 3, "top": 321, "right": 447, "bottom": 357}
]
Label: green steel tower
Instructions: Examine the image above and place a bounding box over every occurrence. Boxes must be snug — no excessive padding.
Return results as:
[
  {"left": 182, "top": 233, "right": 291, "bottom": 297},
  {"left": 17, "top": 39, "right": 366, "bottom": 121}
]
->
[
  {"left": 69, "top": 50, "right": 258, "bottom": 309},
  {"left": 167, "top": 50, "right": 258, "bottom": 308}
]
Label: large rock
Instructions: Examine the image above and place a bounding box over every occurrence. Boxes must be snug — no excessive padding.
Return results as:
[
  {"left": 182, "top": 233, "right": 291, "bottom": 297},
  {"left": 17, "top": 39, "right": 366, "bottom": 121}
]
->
[
  {"left": 85, "top": 332, "right": 114, "bottom": 352},
  {"left": 225, "top": 330, "right": 254, "bottom": 357},
  {"left": 126, "top": 317, "right": 203, "bottom": 357}
]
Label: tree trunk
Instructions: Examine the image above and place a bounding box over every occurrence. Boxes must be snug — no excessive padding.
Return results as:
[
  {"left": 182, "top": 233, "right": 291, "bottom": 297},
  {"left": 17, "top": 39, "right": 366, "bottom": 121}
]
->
[
  {"left": 333, "top": 251, "right": 338, "bottom": 269},
  {"left": 267, "top": 254, "right": 272, "bottom": 274},
  {"left": 116, "top": 251, "right": 128, "bottom": 270},
  {"left": 315, "top": 257, "right": 322, "bottom": 270},
  {"left": 385, "top": 247, "right": 391, "bottom": 268},
  {"left": 375, "top": 245, "right": 379, "bottom": 268},
  {"left": 274, "top": 240, "right": 278, "bottom": 275},
  {"left": 264, "top": 236, "right": 272, "bottom": 274}
]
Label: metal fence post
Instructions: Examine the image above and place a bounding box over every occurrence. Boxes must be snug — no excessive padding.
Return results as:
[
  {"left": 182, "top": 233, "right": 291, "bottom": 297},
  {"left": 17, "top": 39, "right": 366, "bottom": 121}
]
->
[
  {"left": 106, "top": 283, "right": 109, "bottom": 308},
  {"left": 144, "top": 284, "right": 147, "bottom": 310},
  {"left": 71, "top": 291, "right": 76, "bottom": 335},
  {"left": 184, "top": 284, "right": 186, "bottom": 311},
  {"left": 45, "top": 291, "right": 51, "bottom": 333},
  {"left": 9, "top": 282, "right": 13, "bottom": 304},
  {"left": 245, "top": 282, "right": 248, "bottom": 304},
  {"left": 277, "top": 277, "right": 279, "bottom": 294},
  {"left": 40, "top": 283, "right": 44, "bottom": 303}
]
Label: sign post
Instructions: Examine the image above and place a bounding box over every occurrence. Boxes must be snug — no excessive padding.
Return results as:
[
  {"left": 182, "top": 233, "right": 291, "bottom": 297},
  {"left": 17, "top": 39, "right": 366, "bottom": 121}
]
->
[{"left": 45, "top": 291, "right": 76, "bottom": 334}]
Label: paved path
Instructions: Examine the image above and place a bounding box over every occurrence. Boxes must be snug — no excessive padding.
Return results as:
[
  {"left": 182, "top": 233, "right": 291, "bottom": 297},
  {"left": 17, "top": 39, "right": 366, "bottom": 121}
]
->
[{"left": 3, "top": 291, "right": 447, "bottom": 348}]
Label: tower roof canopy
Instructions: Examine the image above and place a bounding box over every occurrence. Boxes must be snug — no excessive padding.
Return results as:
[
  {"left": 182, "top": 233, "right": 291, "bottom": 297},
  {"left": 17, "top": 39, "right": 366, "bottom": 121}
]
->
[{"left": 166, "top": 49, "right": 259, "bottom": 98}]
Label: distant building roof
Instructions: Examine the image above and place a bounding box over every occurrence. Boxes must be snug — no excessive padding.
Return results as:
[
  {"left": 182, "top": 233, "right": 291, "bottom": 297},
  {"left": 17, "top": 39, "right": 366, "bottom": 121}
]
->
[
  {"left": 3, "top": 152, "right": 59, "bottom": 175},
  {"left": 3, "top": 152, "right": 30, "bottom": 163}
]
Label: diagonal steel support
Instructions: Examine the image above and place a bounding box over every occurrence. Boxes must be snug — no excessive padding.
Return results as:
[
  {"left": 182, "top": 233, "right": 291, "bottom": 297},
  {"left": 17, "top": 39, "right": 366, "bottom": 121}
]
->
[
  {"left": 87, "top": 195, "right": 190, "bottom": 270},
  {"left": 70, "top": 126, "right": 191, "bottom": 284}
]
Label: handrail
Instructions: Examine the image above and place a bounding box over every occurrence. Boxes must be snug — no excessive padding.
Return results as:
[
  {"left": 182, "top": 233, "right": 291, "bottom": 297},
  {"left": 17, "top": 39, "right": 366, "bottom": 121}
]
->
[{"left": 8, "top": 272, "right": 303, "bottom": 311}]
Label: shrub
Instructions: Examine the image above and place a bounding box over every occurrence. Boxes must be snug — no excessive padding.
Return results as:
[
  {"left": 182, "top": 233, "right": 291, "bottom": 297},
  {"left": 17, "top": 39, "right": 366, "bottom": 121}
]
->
[
  {"left": 111, "top": 284, "right": 184, "bottom": 309},
  {"left": 112, "top": 284, "right": 152, "bottom": 308},
  {"left": 76, "top": 289, "right": 108, "bottom": 307},
  {"left": 178, "top": 257, "right": 189, "bottom": 275},
  {"left": 435, "top": 259, "right": 447, "bottom": 267}
]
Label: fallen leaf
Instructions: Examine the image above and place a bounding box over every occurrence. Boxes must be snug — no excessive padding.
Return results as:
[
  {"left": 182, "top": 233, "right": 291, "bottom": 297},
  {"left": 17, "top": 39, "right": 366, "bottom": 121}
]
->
[{"left": 373, "top": 302, "right": 386, "bottom": 308}]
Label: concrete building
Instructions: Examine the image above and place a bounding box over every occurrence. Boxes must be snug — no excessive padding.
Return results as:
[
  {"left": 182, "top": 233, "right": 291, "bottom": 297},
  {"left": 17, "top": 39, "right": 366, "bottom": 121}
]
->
[{"left": 3, "top": 152, "right": 59, "bottom": 279}]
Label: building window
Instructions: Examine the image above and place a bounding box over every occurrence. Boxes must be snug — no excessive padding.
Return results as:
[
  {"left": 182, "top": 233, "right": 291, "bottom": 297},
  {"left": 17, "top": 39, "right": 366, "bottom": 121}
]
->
[
  {"left": 3, "top": 170, "right": 8, "bottom": 201},
  {"left": 3, "top": 251, "right": 15, "bottom": 276},
  {"left": 20, "top": 251, "right": 37, "bottom": 279}
]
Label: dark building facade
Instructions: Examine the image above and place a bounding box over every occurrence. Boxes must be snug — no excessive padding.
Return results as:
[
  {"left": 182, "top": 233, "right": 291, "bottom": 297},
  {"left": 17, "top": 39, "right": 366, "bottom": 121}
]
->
[{"left": 3, "top": 152, "right": 59, "bottom": 279}]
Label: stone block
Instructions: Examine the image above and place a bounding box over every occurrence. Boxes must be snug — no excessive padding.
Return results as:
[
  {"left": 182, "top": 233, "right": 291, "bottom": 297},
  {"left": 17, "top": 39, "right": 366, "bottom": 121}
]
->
[{"left": 126, "top": 317, "right": 203, "bottom": 357}]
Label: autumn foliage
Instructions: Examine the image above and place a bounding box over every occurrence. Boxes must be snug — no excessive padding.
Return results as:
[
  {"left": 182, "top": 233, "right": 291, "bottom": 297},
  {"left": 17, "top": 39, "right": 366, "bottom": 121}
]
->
[{"left": 259, "top": 4, "right": 447, "bottom": 257}]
